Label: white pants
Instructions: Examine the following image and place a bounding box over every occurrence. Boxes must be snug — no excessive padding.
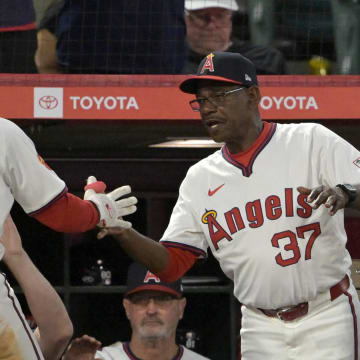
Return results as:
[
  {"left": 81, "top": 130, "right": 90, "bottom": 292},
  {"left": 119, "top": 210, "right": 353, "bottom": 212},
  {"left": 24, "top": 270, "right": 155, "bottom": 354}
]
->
[
  {"left": 240, "top": 279, "right": 360, "bottom": 360},
  {"left": 0, "top": 273, "right": 44, "bottom": 359}
]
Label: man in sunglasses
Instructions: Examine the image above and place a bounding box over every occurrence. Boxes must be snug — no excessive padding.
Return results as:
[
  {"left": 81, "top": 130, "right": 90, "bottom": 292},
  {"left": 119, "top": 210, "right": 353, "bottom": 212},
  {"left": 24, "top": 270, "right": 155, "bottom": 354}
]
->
[
  {"left": 63, "top": 262, "right": 209, "bottom": 360},
  {"left": 97, "top": 51, "right": 360, "bottom": 359}
]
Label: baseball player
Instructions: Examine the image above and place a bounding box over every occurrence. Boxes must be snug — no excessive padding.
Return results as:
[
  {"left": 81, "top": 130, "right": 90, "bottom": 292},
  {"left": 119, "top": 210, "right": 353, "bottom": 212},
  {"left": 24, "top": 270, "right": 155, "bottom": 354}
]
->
[
  {"left": 99, "top": 52, "right": 360, "bottom": 359},
  {"left": 0, "top": 116, "right": 137, "bottom": 359},
  {"left": 62, "top": 262, "right": 210, "bottom": 360}
]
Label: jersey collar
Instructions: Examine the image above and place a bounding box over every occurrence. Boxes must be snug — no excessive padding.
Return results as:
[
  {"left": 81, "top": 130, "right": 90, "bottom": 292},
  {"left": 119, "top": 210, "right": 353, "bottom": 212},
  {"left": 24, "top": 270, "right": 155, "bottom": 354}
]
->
[
  {"left": 123, "top": 342, "right": 184, "bottom": 360},
  {"left": 221, "top": 121, "right": 277, "bottom": 177}
]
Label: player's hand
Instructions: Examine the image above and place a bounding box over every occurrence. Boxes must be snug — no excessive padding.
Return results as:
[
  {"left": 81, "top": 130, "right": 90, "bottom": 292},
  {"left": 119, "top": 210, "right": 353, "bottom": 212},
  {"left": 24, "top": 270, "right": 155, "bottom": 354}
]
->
[
  {"left": 0, "top": 215, "right": 25, "bottom": 263},
  {"left": 84, "top": 176, "right": 137, "bottom": 228},
  {"left": 297, "top": 185, "right": 348, "bottom": 216},
  {"left": 62, "top": 335, "right": 102, "bottom": 360}
]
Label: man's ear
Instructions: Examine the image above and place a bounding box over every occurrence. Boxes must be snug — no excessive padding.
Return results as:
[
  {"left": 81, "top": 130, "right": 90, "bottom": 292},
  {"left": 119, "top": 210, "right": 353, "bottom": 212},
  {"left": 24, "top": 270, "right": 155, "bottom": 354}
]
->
[
  {"left": 247, "top": 86, "right": 261, "bottom": 108},
  {"left": 123, "top": 298, "right": 131, "bottom": 319},
  {"left": 178, "top": 297, "right": 187, "bottom": 320}
]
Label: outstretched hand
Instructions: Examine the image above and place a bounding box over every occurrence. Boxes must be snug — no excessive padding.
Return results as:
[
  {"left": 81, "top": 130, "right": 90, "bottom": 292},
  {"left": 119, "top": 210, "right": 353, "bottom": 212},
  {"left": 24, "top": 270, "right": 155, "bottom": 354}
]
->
[
  {"left": 297, "top": 185, "right": 348, "bottom": 216},
  {"left": 84, "top": 176, "right": 138, "bottom": 228},
  {"left": 62, "top": 335, "right": 102, "bottom": 360}
]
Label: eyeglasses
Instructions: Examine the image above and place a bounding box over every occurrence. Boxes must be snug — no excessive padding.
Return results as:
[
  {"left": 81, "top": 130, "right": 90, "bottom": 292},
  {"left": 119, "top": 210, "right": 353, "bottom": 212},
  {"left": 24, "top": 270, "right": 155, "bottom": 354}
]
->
[
  {"left": 128, "top": 293, "right": 179, "bottom": 307},
  {"left": 185, "top": 9, "right": 232, "bottom": 27},
  {"left": 189, "top": 87, "right": 246, "bottom": 112}
]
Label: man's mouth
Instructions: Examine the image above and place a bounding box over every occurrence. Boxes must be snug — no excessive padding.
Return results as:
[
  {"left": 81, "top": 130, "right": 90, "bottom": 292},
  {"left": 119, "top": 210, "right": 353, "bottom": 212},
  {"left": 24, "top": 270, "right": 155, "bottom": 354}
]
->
[
  {"left": 142, "top": 319, "right": 163, "bottom": 325},
  {"left": 205, "top": 119, "right": 224, "bottom": 129}
]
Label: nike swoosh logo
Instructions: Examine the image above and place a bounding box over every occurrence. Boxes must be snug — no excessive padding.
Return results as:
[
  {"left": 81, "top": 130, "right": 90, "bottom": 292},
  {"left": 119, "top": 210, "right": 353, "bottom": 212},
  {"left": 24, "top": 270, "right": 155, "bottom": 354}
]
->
[{"left": 208, "top": 184, "right": 225, "bottom": 197}]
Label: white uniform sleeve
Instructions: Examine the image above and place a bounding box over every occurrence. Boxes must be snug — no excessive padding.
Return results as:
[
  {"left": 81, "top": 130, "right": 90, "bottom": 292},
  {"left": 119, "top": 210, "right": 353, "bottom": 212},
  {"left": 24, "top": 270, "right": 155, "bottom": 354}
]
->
[
  {"left": 314, "top": 124, "right": 360, "bottom": 186},
  {"left": 160, "top": 168, "right": 209, "bottom": 258},
  {"left": 0, "top": 118, "right": 65, "bottom": 214}
]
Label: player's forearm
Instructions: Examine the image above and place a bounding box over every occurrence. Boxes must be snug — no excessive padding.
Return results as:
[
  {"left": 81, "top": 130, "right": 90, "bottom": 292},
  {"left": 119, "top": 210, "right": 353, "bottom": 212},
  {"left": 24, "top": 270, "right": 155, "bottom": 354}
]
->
[
  {"left": 33, "top": 193, "right": 99, "bottom": 233},
  {"left": 110, "top": 228, "right": 169, "bottom": 274},
  {"left": 5, "top": 252, "right": 73, "bottom": 359}
]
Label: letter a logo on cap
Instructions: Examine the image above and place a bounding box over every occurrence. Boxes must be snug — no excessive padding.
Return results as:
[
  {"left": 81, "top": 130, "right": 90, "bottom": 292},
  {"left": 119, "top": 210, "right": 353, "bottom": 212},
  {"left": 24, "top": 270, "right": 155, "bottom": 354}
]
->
[
  {"left": 143, "top": 271, "right": 161, "bottom": 283},
  {"left": 201, "top": 53, "right": 215, "bottom": 73}
]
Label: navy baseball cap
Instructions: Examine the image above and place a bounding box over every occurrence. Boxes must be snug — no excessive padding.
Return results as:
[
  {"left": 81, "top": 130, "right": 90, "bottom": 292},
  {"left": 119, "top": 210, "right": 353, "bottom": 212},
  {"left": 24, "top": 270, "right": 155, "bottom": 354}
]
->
[
  {"left": 124, "top": 262, "right": 183, "bottom": 298},
  {"left": 179, "top": 51, "right": 258, "bottom": 94}
]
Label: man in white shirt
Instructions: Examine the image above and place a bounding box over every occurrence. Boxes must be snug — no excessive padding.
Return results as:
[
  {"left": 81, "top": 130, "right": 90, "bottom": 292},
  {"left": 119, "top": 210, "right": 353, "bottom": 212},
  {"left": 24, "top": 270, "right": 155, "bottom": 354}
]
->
[{"left": 63, "top": 262, "right": 210, "bottom": 360}]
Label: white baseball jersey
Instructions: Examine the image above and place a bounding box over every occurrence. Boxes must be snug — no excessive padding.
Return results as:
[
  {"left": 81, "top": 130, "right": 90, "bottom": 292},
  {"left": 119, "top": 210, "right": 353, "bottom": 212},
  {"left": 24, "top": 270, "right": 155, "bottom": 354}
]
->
[
  {"left": 0, "top": 117, "right": 65, "bottom": 359},
  {"left": 0, "top": 117, "right": 66, "bottom": 240},
  {"left": 0, "top": 273, "right": 44, "bottom": 359},
  {"left": 160, "top": 122, "right": 360, "bottom": 309},
  {"left": 95, "top": 341, "right": 210, "bottom": 359}
]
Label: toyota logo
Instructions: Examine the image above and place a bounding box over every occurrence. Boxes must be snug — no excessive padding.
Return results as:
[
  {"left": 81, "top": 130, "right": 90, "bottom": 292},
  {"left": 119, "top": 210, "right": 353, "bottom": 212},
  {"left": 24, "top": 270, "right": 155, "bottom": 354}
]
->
[{"left": 39, "top": 95, "right": 58, "bottom": 110}]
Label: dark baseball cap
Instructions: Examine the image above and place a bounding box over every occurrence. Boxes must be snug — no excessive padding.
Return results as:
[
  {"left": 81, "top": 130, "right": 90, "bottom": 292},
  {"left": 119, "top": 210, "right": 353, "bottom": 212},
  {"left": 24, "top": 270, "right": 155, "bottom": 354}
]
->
[
  {"left": 179, "top": 51, "right": 258, "bottom": 94},
  {"left": 124, "top": 262, "right": 183, "bottom": 298}
]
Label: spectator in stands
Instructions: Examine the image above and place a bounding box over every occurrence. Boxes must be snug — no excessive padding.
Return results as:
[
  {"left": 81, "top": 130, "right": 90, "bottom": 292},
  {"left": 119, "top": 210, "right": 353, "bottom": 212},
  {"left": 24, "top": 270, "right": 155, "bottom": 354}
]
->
[
  {"left": 0, "top": 0, "right": 38, "bottom": 73},
  {"left": 0, "top": 215, "right": 73, "bottom": 359},
  {"left": 183, "top": 0, "right": 286, "bottom": 75},
  {"left": 51, "top": 0, "right": 186, "bottom": 74},
  {"left": 62, "top": 262, "right": 209, "bottom": 360}
]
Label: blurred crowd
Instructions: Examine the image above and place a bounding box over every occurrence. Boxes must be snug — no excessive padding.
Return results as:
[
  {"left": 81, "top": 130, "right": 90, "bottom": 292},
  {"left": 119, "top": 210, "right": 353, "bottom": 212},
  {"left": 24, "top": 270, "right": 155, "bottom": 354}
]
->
[{"left": 1, "top": 0, "right": 360, "bottom": 75}]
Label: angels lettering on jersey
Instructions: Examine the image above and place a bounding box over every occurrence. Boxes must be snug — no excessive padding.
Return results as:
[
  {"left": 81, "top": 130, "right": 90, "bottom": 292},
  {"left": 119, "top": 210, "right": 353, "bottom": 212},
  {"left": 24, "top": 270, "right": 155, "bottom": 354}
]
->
[{"left": 201, "top": 187, "right": 319, "bottom": 267}]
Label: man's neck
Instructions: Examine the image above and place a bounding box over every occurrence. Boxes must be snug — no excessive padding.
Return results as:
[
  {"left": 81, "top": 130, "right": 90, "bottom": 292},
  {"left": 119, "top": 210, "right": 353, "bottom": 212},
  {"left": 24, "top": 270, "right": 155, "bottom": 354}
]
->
[
  {"left": 129, "top": 337, "right": 179, "bottom": 360},
  {"left": 226, "top": 119, "right": 264, "bottom": 154}
]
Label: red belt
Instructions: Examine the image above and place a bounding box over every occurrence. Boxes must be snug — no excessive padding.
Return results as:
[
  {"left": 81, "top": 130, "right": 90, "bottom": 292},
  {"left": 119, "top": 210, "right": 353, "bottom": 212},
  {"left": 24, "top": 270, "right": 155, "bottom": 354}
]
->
[{"left": 259, "top": 275, "right": 350, "bottom": 322}]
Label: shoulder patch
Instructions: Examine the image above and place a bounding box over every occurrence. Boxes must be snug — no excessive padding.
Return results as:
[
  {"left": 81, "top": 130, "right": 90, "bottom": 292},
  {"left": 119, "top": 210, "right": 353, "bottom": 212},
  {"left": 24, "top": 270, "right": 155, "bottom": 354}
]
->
[{"left": 37, "top": 155, "right": 52, "bottom": 170}]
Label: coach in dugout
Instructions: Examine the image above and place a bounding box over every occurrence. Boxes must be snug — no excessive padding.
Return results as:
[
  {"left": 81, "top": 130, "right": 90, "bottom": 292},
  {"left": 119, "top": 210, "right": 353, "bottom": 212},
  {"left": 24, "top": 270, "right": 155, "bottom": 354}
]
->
[
  {"left": 96, "top": 51, "right": 360, "bottom": 359},
  {"left": 63, "top": 262, "right": 209, "bottom": 360}
]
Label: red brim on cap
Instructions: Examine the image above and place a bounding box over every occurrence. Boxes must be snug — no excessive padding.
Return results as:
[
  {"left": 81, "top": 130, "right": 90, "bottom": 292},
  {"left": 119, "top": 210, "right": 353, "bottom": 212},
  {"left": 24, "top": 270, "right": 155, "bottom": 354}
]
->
[
  {"left": 125, "top": 284, "right": 182, "bottom": 298},
  {"left": 179, "top": 75, "right": 244, "bottom": 94}
]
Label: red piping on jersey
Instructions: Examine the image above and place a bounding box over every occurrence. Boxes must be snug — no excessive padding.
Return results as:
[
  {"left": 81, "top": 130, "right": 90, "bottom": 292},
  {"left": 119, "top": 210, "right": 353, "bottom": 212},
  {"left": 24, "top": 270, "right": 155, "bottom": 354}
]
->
[
  {"left": 222, "top": 122, "right": 277, "bottom": 177},
  {"left": 1, "top": 273, "right": 42, "bottom": 359},
  {"left": 123, "top": 342, "right": 184, "bottom": 359},
  {"left": 28, "top": 186, "right": 68, "bottom": 216},
  {"left": 161, "top": 241, "right": 207, "bottom": 258},
  {"left": 0, "top": 23, "right": 36, "bottom": 32},
  {"left": 344, "top": 291, "right": 358, "bottom": 360}
]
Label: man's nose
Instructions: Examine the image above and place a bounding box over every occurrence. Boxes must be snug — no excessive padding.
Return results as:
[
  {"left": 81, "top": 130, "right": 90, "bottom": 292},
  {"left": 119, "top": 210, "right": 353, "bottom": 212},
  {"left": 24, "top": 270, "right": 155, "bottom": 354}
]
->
[
  {"left": 204, "top": 16, "right": 218, "bottom": 28},
  {"left": 201, "top": 99, "right": 217, "bottom": 115},
  {"left": 145, "top": 299, "right": 159, "bottom": 313}
]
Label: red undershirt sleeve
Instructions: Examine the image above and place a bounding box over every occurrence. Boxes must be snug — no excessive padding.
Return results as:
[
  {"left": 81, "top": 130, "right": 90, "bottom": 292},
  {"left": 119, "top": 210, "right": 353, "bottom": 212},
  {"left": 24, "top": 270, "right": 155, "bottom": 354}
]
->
[
  {"left": 33, "top": 193, "right": 100, "bottom": 233},
  {"left": 156, "top": 245, "right": 198, "bottom": 282}
]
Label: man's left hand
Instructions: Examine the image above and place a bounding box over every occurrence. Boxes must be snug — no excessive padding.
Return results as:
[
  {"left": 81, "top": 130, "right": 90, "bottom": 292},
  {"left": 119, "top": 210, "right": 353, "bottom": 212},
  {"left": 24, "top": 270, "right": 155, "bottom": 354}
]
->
[{"left": 297, "top": 185, "right": 348, "bottom": 216}]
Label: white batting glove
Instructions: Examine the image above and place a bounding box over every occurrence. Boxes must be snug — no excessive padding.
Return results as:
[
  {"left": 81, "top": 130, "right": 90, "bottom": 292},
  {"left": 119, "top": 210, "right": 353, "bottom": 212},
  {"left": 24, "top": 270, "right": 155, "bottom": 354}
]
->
[{"left": 84, "top": 176, "right": 137, "bottom": 228}]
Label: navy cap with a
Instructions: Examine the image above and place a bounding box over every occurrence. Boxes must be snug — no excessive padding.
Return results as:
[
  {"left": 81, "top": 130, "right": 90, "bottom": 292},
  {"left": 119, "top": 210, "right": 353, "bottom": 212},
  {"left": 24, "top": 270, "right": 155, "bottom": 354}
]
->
[
  {"left": 179, "top": 51, "right": 258, "bottom": 94},
  {"left": 124, "top": 262, "right": 183, "bottom": 298}
]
